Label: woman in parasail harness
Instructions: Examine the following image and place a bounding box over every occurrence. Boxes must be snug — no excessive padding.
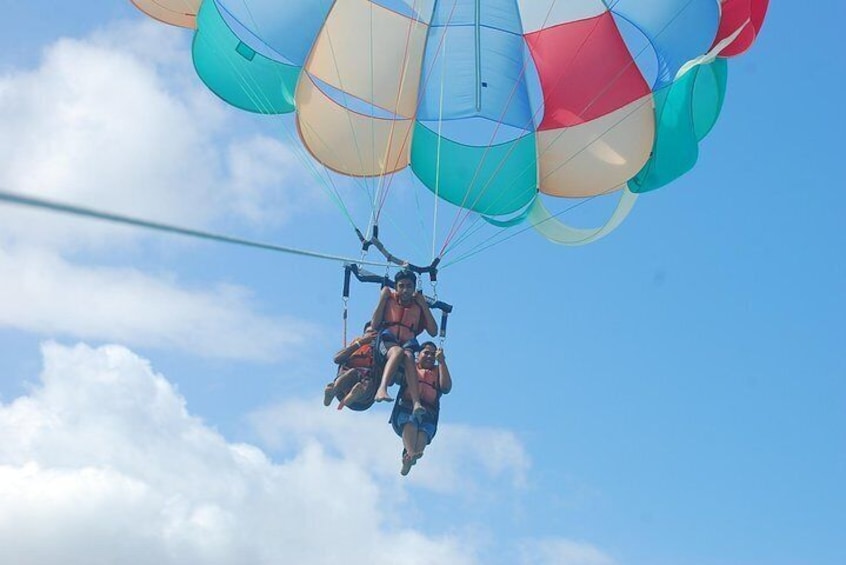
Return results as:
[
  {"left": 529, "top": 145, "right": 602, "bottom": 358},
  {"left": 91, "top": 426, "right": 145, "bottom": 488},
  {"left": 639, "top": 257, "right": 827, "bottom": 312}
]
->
[{"left": 370, "top": 270, "right": 437, "bottom": 416}]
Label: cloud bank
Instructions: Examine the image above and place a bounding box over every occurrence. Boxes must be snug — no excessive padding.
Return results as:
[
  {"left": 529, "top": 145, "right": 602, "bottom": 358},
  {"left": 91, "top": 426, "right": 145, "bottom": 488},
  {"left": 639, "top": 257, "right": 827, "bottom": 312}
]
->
[
  {"left": 0, "top": 342, "right": 477, "bottom": 565},
  {"left": 0, "top": 21, "right": 325, "bottom": 361},
  {"left": 0, "top": 247, "right": 309, "bottom": 361}
]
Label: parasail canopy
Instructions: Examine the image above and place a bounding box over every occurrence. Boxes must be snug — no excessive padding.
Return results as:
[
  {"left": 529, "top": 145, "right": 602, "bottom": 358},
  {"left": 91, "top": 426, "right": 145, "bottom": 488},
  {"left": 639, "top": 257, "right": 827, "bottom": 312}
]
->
[{"left": 129, "top": 0, "right": 769, "bottom": 257}]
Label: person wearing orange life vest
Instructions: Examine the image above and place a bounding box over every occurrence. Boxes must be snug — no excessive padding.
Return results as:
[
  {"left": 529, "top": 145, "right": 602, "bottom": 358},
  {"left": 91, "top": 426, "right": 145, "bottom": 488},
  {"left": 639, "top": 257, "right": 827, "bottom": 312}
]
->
[
  {"left": 371, "top": 270, "right": 437, "bottom": 412},
  {"left": 392, "top": 341, "right": 452, "bottom": 476},
  {"left": 323, "top": 323, "right": 378, "bottom": 409}
]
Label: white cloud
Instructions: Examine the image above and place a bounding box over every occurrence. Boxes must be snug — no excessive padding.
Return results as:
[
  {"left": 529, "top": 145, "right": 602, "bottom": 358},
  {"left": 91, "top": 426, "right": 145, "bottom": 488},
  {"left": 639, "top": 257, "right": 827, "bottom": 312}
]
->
[
  {"left": 518, "top": 538, "right": 617, "bottom": 565},
  {"left": 0, "top": 342, "right": 478, "bottom": 565},
  {"left": 249, "top": 399, "right": 530, "bottom": 493},
  {"left": 224, "top": 133, "right": 329, "bottom": 226},
  {"left": 0, "top": 246, "right": 310, "bottom": 361},
  {"left": 0, "top": 20, "right": 334, "bottom": 361},
  {"left": 0, "top": 20, "right": 325, "bottom": 252}
]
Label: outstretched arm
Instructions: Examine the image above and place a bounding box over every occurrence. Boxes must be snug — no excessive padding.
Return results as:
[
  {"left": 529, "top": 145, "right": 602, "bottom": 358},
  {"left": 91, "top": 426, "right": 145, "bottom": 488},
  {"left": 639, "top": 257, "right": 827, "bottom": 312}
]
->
[{"left": 436, "top": 348, "right": 452, "bottom": 394}]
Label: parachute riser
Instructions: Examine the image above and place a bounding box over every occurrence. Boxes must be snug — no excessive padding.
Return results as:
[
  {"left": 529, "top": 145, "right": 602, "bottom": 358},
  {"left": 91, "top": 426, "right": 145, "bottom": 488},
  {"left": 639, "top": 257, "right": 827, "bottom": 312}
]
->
[{"left": 355, "top": 226, "right": 441, "bottom": 284}]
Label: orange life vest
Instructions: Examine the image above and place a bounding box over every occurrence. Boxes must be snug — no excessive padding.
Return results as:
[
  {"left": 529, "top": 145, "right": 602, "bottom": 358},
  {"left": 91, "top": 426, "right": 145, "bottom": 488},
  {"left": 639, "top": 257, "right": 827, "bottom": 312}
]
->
[
  {"left": 382, "top": 291, "right": 422, "bottom": 343},
  {"left": 346, "top": 343, "right": 373, "bottom": 369},
  {"left": 405, "top": 366, "right": 440, "bottom": 410}
]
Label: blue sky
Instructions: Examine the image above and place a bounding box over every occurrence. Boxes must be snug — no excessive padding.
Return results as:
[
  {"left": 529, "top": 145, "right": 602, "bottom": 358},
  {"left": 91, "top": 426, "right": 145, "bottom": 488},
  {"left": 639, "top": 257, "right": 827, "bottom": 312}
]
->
[{"left": 1, "top": 2, "right": 844, "bottom": 564}]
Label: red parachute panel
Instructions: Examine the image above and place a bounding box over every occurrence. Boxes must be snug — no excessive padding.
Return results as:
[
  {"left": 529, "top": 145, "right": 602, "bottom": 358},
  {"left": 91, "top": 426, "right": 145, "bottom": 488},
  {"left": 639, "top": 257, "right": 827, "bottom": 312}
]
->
[
  {"left": 713, "top": 0, "right": 770, "bottom": 57},
  {"left": 526, "top": 12, "right": 650, "bottom": 130}
]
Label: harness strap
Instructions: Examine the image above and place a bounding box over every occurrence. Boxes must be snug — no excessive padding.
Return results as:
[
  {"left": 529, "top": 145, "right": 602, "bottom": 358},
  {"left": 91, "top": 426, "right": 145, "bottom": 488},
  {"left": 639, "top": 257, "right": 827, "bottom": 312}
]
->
[
  {"left": 382, "top": 319, "right": 417, "bottom": 332},
  {"left": 342, "top": 267, "right": 352, "bottom": 346}
]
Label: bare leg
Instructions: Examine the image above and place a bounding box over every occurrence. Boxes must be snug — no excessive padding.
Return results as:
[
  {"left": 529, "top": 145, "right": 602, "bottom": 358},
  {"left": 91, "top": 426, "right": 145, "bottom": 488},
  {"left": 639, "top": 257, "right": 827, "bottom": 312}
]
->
[
  {"left": 325, "top": 369, "right": 352, "bottom": 406},
  {"left": 375, "top": 346, "right": 402, "bottom": 402},
  {"left": 402, "top": 422, "right": 417, "bottom": 455},
  {"left": 400, "top": 423, "right": 429, "bottom": 475},
  {"left": 413, "top": 430, "right": 428, "bottom": 459},
  {"left": 326, "top": 368, "right": 358, "bottom": 407},
  {"left": 401, "top": 352, "right": 425, "bottom": 417},
  {"left": 339, "top": 380, "right": 367, "bottom": 410},
  {"left": 400, "top": 423, "right": 417, "bottom": 475}
]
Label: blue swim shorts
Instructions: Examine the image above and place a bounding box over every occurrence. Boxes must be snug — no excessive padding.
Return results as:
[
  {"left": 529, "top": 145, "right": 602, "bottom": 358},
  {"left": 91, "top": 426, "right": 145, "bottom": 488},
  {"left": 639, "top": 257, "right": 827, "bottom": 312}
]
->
[
  {"left": 392, "top": 408, "right": 437, "bottom": 443},
  {"left": 378, "top": 330, "right": 420, "bottom": 355}
]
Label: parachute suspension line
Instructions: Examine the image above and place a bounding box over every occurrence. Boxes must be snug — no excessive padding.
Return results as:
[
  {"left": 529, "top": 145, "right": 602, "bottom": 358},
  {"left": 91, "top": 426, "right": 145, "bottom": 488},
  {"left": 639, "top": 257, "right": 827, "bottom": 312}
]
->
[
  {"left": 280, "top": 122, "right": 359, "bottom": 228},
  {"left": 321, "top": 19, "right": 380, "bottom": 210},
  {"left": 440, "top": 101, "right": 645, "bottom": 261},
  {"left": 367, "top": 181, "right": 431, "bottom": 264},
  {"left": 0, "top": 189, "right": 393, "bottom": 268},
  {"left": 357, "top": 0, "right": 456, "bottom": 200},
  {"left": 373, "top": 0, "right": 461, "bottom": 212},
  {"left": 369, "top": 0, "right": 379, "bottom": 229},
  {"left": 439, "top": 0, "right": 606, "bottom": 243},
  {"left": 433, "top": 23, "right": 448, "bottom": 262},
  {"left": 372, "top": 0, "right": 425, "bottom": 226},
  {"left": 367, "top": 179, "right": 431, "bottom": 263},
  {"left": 441, "top": 184, "right": 626, "bottom": 269},
  {"left": 437, "top": 4, "right": 609, "bottom": 251},
  {"left": 364, "top": 1, "right": 429, "bottom": 255},
  {"left": 353, "top": 0, "right": 463, "bottom": 267},
  {"left": 441, "top": 208, "right": 510, "bottom": 258},
  {"left": 437, "top": 0, "right": 567, "bottom": 255},
  {"left": 436, "top": 0, "right": 623, "bottom": 252},
  {"left": 224, "top": 4, "right": 394, "bottom": 233},
  {"left": 362, "top": 1, "right": 435, "bottom": 263},
  {"left": 194, "top": 21, "right": 363, "bottom": 234},
  {"left": 440, "top": 0, "right": 702, "bottom": 261},
  {"left": 232, "top": 4, "right": 378, "bottom": 205},
  {"left": 442, "top": 97, "right": 652, "bottom": 262},
  {"left": 412, "top": 171, "right": 428, "bottom": 247},
  {"left": 376, "top": 200, "right": 431, "bottom": 262}
]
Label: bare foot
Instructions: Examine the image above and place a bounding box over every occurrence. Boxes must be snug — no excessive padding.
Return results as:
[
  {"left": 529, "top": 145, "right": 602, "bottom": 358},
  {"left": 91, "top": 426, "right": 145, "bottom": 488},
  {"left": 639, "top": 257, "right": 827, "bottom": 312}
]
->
[
  {"left": 400, "top": 450, "right": 414, "bottom": 476},
  {"left": 374, "top": 390, "right": 394, "bottom": 403},
  {"left": 323, "top": 383, "right": 335, "bottom": 407}
]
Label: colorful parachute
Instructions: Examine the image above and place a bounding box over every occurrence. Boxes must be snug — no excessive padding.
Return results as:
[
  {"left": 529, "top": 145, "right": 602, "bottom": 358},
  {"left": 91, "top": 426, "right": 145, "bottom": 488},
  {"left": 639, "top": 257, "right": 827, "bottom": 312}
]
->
[{"left": 130, "top": 0, "right": 768, "bottom": 248}]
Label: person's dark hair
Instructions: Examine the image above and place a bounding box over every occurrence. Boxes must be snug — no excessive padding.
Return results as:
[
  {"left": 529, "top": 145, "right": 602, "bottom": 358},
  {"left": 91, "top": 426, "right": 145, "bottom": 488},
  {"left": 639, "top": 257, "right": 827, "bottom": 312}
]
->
[
  {"left": 363, "top": 321, "right": 372, "bottom": 332},
  {"left": 420, "top": 341, "right": 437, "bottom": 351},
  {"left": 394, "top": 269, "right": 417, "bottom": 286}
]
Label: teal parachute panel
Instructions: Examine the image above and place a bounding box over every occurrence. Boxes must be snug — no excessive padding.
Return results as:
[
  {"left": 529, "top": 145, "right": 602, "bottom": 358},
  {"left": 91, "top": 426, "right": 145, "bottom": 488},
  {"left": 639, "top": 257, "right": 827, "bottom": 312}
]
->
[
  {"left": 630, "top": 59, "right": 728, "bottom": 194},
  {"left": 411, "top": 122, "right": 537, "bottom": 217},
  {"left": 192, "top": 0, "right": 299, "bottom": 114}
]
